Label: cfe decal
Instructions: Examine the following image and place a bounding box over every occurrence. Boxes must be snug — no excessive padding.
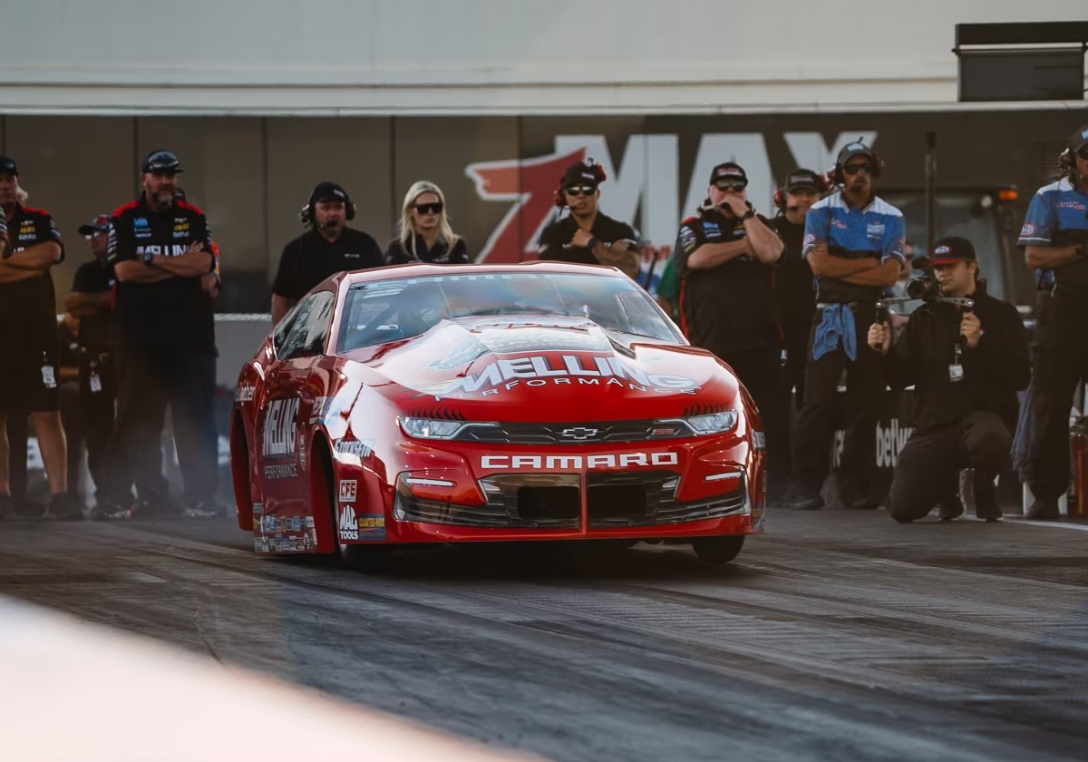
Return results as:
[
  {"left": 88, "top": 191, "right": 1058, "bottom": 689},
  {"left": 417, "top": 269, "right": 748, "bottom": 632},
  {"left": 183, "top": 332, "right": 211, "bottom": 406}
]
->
[
  {"left": 434, "top": 354, "right": 699, "bottom": 399},
  {"left": 481, "top": 452, "right": 679, "bottom": 470},
  {"left": 339, "top": 480, "right": 358, "bottom": 502}
]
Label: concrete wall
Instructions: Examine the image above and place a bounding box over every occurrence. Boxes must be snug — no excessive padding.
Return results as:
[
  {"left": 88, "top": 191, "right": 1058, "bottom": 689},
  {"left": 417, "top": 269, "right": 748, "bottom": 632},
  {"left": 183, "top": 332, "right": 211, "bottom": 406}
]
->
[{"left": 2, "top": 1, "right": 1086, "bottom": 114}]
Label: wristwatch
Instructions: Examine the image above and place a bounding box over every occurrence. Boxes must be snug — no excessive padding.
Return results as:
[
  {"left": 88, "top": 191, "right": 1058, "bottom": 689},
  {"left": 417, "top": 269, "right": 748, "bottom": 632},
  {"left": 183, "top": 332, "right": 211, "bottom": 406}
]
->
[
  {"left": 142, "top": 248, "right": 154, "bottom": 265},
  {"left": 741, "top": 210, "right": 756, "bottom": 221}
]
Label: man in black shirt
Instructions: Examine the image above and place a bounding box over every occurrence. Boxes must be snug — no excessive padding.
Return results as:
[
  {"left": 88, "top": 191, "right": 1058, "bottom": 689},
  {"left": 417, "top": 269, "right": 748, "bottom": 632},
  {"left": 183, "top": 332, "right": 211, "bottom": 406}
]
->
[
  {"left": 537, "top": 160, "right": 640, "bottom": 280},
  {"left": 0, "top": 156, "right": 83, "bottom": 520},
  {"left": 271, "top": 182, "right": 384, "bottom": 326},
  {"left": 771, "top": 169, "right": 827, "bottom": 407},
  {"left": 868, "top": 237, "right": 1030, "bottom": 522},
  {"left": 673, "top": 161, "right": 787, "bottom": 495},
  {"left": 95, "top": 149, "right": 224, "bottom": 520},
  {"left": 66, "top": 214, "right": 118, "bottom": 500}
]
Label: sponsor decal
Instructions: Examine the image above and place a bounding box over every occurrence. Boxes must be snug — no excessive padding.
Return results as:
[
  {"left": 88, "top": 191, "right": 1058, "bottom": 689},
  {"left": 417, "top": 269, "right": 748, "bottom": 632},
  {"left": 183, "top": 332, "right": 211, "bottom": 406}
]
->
[
  {"left": 252, "top": 502, "right": 263, "bottom": 515},
  {"left": 335, "top": 439, "right": 375, "bottom": 459},
  {"left": 934, "top": 245, "right": 950, "bottom": 255},
  {"left": 263, "top": 463, "right": 298, "bottom": 480},
  {"left": 357, "top": 514, "right": 386, "bottom": 541},
  {"left": 136, "top": 244, "right": 191, "bottom": 257},
  {"left": 434, "top": 354, "right": 699, "bottom": 399},
  {"left": 751, "top": 431, "right": 766, "bottom": 450},
  {"left": 1020, "top": 222, "right": 1035, "bottom": 237},
  {"left": 866, "top": 222, "right": 885, "bottom": 238},
  {"left": 481, "top": 452, "right": 679, "bottom": 470},
  {"left": 339, "top": 505, "right": 358, "bottom": 541},
  {"left": 299, "top": 435, "right": 307, "bottom": 470},
  {"left": 466, "top": 131, "right": 876, "bottom": 263},
  {"left": 263, "top": 398, "right": 299, "bottom": 457},
  {"left": 235, "top": 384, "right": 255, "bottom": 402},
  {"left": 702, "top": 222, "right": 721, "bottom": 236},
  {"left": 875, "top": 420, "right": 913, "bottom": 468},
  {"left": 1056, "top": 201, "right": 1087, "bottom": 211},
  {"left": 803, "top": 233, "right": 816, "bottom": 247},
  {"left": 134, "top": 218, "right": 149, "bottom": 228},
  {"left": 831, "top": 218, "right": 848, "bottom": 230},
  {"left": 339, "top": 480, "right": 358, "bottom": 502}
]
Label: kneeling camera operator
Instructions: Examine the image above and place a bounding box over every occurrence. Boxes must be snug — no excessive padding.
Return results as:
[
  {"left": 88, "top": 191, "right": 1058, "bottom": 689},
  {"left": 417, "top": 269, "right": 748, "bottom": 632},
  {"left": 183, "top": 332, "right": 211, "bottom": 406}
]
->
[{"left": 867, "top": 237, "right": 1030, "bottom": 523}]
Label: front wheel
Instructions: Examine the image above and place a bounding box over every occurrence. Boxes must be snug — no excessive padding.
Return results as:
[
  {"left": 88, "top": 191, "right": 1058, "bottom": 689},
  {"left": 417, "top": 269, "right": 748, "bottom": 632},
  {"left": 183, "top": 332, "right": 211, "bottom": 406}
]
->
[{"left": 691, "top": 535, "right": 745, "bottom": 565}]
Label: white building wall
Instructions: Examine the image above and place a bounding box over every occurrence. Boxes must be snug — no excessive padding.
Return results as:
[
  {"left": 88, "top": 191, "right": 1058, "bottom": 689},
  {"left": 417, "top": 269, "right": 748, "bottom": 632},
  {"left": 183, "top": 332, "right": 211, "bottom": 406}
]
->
[{"left": 2, "top": 0, "right": 1086, "bottom": 114}]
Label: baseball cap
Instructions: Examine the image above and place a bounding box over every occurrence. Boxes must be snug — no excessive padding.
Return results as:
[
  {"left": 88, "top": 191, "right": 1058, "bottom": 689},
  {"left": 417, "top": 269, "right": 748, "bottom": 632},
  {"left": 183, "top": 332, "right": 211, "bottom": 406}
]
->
[
  {"left": 928, "top": 236, "right": 976, "bottom": 266},
  {"left": 142, "top": 149, "right": 182, "bottom": 174},
  {"left": 78, "top": 214, "right": 111, "bottom": 236},
  {"left": 709, "top": 162, "right": 747, "bottom": 185},
  {"left": 561, "top": 161, "right": 602, "bottom": 189},
  {"left": 837, "top": 141, "right": 876, "bottom": 166},
  {"left": 308, "top": 181, "right": 349, "bottom": 206},
  {"left": 1071, "top": 124, "right": 1088, "bottom": 154},
  {"left": 0, "top": 156, "right": 18, "bottom": 176},
  {"left": 784, "top": 168, "right": 822, "bottom": 192}
]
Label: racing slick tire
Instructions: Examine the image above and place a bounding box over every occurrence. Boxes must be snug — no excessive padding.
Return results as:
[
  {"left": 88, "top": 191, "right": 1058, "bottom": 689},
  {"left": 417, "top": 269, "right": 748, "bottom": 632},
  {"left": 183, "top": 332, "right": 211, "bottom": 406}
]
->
[{"left": 690, "top": 536, "right": 745, "bottom": 565}]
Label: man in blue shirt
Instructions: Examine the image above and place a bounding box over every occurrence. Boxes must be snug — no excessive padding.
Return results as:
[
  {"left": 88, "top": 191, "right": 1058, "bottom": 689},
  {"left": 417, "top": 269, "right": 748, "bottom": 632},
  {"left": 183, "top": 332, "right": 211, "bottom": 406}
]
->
[
  {"left": 784, "top": 141, "right": 905, "bottom": 511},
  {"left": 1019, "top": 124, "right": 1088, "bottom": 520}
]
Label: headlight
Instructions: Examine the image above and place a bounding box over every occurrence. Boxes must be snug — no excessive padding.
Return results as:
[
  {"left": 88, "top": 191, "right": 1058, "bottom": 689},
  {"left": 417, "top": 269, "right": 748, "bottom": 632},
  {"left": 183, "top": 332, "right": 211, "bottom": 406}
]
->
[
  {"left": 398, "top": 417, "right": 499, "bottom": 441},
  {"left": 684, "top": 411, "right": 738, "bottom": 435}
]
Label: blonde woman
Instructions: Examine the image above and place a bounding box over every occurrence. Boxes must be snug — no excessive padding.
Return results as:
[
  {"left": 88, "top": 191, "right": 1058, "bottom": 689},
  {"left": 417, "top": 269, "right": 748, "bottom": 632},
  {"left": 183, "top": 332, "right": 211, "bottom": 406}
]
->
[{"left": 385, "top": 181, "right": 470, "bottom": 265}]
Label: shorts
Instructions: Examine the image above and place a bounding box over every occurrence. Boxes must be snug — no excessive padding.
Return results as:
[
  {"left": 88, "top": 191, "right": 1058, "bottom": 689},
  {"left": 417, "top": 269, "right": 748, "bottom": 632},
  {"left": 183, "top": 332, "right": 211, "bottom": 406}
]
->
[{"left": 0, "top": 310, "right": 60, "bottom": 414}]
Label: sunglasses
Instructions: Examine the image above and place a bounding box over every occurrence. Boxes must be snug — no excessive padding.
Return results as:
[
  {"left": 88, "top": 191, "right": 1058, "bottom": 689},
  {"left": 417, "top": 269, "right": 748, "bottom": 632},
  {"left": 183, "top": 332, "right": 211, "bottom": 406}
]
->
[
  {"left": 714, "top": 180, "right": 747, "bottom": 192},
  {"left": 565, "top": 185, "right": 597, "bottom": 196},
  {"left": 843, "top": 163, "right": 872, "bottom": 176},
  {"left": 1077, "top": 145, "right": 1088, "bottom": 161},
  {"left": 414, "top": 202, "right": 443, "bottom": 215}
]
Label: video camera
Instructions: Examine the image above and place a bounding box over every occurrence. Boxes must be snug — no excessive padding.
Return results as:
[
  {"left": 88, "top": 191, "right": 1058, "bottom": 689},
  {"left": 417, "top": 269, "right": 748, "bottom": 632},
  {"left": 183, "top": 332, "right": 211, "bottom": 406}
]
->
[{"left": 902, "top": 255, "right": 975, "bottom": 311}]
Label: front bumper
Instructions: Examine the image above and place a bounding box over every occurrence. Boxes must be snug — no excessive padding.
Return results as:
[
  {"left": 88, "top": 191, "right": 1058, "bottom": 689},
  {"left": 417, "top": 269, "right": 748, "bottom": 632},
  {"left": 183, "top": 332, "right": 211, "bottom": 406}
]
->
[{"left": 350, "top": 436, "right": 765, "bottom": 544}]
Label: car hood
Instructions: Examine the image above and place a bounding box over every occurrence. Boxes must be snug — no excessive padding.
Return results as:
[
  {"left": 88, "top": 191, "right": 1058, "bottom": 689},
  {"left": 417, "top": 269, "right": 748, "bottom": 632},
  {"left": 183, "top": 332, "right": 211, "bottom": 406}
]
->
[{"left": 351, "top": 317, "right": 739, "bottom": 421}]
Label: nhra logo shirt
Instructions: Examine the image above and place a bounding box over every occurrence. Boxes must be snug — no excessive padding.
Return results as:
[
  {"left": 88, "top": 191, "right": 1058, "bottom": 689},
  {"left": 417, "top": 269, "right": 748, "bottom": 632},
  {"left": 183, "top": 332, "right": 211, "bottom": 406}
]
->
[
  {"left": 802, "top": 191, "right": 905, "bottom": 304},
  {"left": 108, "top": 197, "right": 215, "bottom": 349},
  {"left": 0, "top": 204, "right": 65, "bottom": 325},
  {"left": 1018, "top": 176, "right": 1088, "bottom": 297},
  {"left": 674, "top": 206, "right": 781, "bottom": 358}
]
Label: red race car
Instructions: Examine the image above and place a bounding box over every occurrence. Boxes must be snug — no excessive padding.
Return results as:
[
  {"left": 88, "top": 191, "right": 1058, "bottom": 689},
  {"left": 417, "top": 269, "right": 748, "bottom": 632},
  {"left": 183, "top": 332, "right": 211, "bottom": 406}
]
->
[{"left": 230, "top": 262, "right": 766, "bottom": 568}]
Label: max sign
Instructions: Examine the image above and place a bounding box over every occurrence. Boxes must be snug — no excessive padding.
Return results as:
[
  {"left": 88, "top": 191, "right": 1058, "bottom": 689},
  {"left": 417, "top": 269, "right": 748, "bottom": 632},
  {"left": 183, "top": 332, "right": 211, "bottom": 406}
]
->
[{"left": 465, "top": 131, "right": 877, "bottom": 263}]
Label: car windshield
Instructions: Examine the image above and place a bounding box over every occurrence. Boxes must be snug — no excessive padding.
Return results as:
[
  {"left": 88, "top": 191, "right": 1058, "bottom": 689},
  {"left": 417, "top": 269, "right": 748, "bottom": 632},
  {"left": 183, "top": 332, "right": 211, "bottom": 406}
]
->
[{"left": 337, "top": 271, "right": 683, "bottom": 351}]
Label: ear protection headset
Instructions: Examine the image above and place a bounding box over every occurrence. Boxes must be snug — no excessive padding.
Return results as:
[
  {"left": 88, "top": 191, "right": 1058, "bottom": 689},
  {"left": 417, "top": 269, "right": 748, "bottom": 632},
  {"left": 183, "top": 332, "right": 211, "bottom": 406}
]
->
[
  {"left": 773, "top": 171, "right": 832, "bottom": 211},
  {"left": 827, "top": 139, "right": 885, "bottom": 185},
  {"left": 299, "top": 186, "right": 357, "bottom": 226},
  {"left": 554, "top": 158, "right": 608, "bottom": 208}
]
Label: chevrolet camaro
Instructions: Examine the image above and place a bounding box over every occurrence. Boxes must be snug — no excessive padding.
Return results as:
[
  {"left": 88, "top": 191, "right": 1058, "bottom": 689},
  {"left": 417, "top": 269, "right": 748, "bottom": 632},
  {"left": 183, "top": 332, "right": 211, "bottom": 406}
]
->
[{"left": 230, "top": 262, "right": 765, "bottom": 568}]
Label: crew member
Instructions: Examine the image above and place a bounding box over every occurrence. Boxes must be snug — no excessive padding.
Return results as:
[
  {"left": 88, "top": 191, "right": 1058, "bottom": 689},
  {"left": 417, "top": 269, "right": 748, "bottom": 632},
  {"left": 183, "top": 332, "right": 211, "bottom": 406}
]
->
[
  {"left": 94, "top": 149, "right": 225, "bottom": 520},
  {"left": 537, "top": 159, "right": 640, "bottom": 280},
  {"left": 771, "top": 168, "right": 828, "bottom": 410},
  {"left": 674, "top": 162, "right": 787, "bottom": 493},
  {"left": 868, "top": 237, "right": 1030, "bottom": 522},
  {"left": 385, "top": 181, "right": 470, "bottom": 265},
  {"left": 1020, "top": 124, "right": 1088, "bottom": 520},
  {"left": 0, "top": 156, "right": 82, "bottom": 520},
  {"left": 65, "top": 214, "right": 118, "bottom": 501},
  {"left": 784, "top": 141, "right": 905, "bottom": 511},
  {"left": 271, "top": 182, "right": 384, "bottom": 326}
]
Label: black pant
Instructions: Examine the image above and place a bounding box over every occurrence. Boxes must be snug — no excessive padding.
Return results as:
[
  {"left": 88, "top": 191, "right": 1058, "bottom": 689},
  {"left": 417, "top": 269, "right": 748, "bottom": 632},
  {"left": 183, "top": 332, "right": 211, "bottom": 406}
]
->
[
  {"left": 59, "top": 384, "right": 85, "bottom": 496},
  {"left": 720, "top": 346, "right": 788, "bottom": 496},
  {"left": 888, "top": 411, "right": 1010, "bottom": 523},
  {"left": 104, "top": 346, "right": 218, "bottom": 507},
  {"left": 6, "top": 411, "right": 28, "bottom": 500},
  {"left": 788, "top": 304, "right": 884, "bottom": 504},
  {"left": 1029, "top": 294, "right": 1088, "bottom": 501}
]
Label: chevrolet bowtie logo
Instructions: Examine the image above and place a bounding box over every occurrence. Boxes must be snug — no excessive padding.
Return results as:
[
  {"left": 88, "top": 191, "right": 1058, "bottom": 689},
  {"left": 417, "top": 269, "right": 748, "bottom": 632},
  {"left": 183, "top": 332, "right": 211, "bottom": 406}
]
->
[{"left": 559, "top": 427, "right": 598, "bottom": 440}]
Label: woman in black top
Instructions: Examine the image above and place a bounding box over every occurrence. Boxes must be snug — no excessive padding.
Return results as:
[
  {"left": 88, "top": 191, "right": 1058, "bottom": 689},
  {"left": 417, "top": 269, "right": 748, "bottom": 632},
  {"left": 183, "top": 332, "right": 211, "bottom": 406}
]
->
[{"left": 385, "top": 181, "right": 470, "bottom": 265}]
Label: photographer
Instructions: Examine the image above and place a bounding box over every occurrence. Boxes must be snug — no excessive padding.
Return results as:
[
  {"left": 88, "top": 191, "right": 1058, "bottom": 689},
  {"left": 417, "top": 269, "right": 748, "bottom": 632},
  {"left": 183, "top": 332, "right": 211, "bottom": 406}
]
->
[
  {"left": 537, "top": 159, "right": 640, "bottom": 280},
  {"left": 674, "top": 162, "right": 787, "bottom": 494},
  {"left": 868, "top": 237, "right": 1030, "bottom": 523},
  {"left": 1019, "top": 124, "right": 1088, "bottom": 520},
  {"left": 785, "top": 141, "right": 905, "bottom": 511}
]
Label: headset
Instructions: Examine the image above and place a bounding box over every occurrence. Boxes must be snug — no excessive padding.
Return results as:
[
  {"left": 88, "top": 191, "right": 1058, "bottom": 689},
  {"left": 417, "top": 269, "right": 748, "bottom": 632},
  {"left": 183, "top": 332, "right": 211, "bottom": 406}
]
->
[
  {"left": 773, "top": 170, "right": 832, "bottom": 211},
  {"left": 827, "top": 138, "right": 885, "bottom": 185},
  {"left": 299, "top": 185, "right": 357, "bottom": 227},
  {"left": 554, "top": 158, "right": 608, "bottom": 208}
]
